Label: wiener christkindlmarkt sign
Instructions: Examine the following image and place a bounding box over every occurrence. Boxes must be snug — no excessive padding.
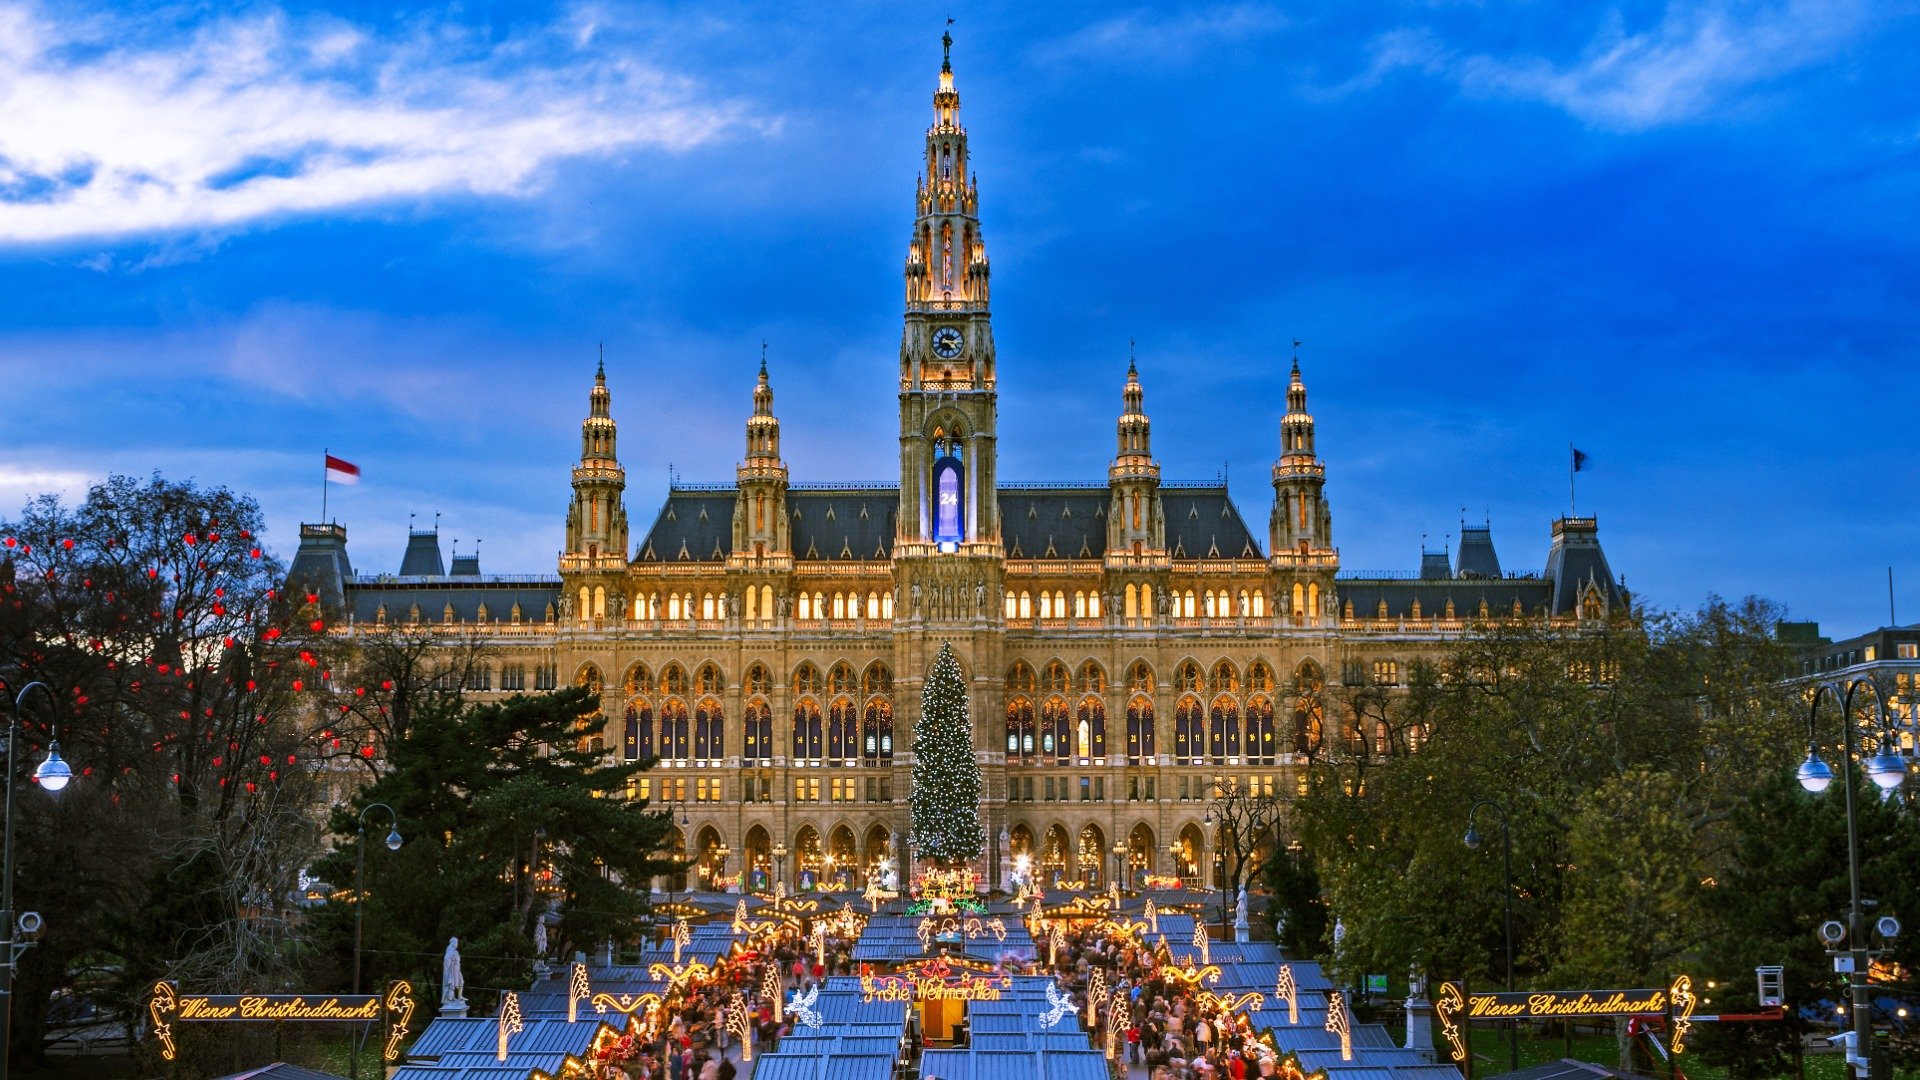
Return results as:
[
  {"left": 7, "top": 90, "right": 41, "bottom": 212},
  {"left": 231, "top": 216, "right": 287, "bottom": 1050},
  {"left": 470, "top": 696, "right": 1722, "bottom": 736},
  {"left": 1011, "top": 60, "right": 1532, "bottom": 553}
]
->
[
  {"left": 1435, "top": 976, "right": 1697, "bottom": 1080},
  {"left": 148, "top": 980, "right": 416, "bottom": 1062}
]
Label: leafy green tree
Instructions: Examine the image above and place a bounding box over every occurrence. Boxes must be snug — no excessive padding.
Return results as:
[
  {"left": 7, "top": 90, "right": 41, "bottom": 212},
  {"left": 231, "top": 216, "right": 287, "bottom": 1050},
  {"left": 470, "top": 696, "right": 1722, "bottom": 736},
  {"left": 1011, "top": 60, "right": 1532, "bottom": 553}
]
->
[
  {"left": 1263, "top": 842, "right": 1330, "bottom": 959},
  {"left": 313, "top": 685, "right": 678, "bottom": 1006},
  {"left": 910, "top": 642, "right": 982, "bottom": 865}
]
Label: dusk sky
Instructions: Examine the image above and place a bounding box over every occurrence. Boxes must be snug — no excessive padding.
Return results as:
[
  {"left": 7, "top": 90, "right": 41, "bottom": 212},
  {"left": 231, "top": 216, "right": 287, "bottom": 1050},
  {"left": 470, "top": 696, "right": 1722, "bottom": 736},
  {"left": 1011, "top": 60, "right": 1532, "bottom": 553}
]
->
[{"left": 1, "top": 0, "right": 1915, "bottom": 635}]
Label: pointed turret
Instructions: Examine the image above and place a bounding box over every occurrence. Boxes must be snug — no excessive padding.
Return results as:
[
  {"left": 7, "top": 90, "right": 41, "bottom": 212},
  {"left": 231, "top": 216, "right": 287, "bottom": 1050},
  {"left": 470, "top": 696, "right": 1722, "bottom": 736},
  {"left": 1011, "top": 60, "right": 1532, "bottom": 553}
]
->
[
  {"left": 1108, "top": 350, "right": 1165, "bottom": 560},
  {"left": 733, "top": 351, "right": 791, "bottom": 563},
  {"left": 1270, "top": 351, "right": 1337, "bottom": 624},
  {"left": 561, "top": 356, "right": 629, "bottom": 623}
]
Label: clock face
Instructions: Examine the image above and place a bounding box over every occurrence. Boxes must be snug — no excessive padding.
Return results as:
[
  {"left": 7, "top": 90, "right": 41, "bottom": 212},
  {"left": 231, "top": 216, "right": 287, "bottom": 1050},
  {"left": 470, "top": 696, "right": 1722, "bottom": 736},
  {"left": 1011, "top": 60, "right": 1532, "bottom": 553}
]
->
[{"left": 931, "top": 326, "right": 964, "bottom": 359}]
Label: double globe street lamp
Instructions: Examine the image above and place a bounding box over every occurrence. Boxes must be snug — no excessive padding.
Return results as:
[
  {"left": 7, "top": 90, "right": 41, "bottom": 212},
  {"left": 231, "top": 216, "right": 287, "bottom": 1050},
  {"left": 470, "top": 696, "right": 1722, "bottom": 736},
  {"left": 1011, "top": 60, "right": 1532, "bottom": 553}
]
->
[
  {"left": 351, "top": 803, "right": 404, "bottom": 996},
  {"left": 1795, "top": 676, "right": 1908, "bottom": 1079},
  {"left": 0, "top": 680, "right": 74, "bottom": 1080}
]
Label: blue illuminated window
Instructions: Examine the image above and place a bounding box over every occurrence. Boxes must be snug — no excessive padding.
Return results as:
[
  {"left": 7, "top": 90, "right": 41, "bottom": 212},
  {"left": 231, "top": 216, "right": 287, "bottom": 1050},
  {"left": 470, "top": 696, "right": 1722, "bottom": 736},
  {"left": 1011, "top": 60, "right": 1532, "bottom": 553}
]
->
[{"left": 933, "top": 453, "right": 964, "bottom": 549}]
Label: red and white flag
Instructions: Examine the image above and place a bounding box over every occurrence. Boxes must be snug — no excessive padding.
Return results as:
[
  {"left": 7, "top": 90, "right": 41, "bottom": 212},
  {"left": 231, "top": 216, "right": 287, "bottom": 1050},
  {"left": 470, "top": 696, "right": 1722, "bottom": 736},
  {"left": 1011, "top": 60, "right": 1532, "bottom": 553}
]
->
[{"left": 325, "top": 454, "right": 361, "bottom": 485}]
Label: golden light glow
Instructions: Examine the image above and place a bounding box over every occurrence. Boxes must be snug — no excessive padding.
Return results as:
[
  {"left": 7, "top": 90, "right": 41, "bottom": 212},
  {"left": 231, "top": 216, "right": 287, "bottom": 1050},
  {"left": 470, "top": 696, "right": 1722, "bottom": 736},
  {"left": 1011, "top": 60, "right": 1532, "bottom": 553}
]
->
[
  {"left": 497, "top": 991, "right": 524, "bottom": 1062},
  {"left": 1669, "top": 974, "right": 1697, "bottom": 1055},
  {"left": 1276, "top": 965, "right": 1299, "bottom": 1025},
  {"left": 647, "top": 961, "right": 713, "bottom": 993},
  {"left": 1436, "top": 982, "right": 1468, "bottom": 1065},
  {"left": 1325, "top": 989, "right": 1353, "bottom": 1061},
  {"left": 150, "top": 981, "right": 178, "bottom": 1061},
  {"left": 568, "top": 963, "right": 590, "bottom": 1024},
  {"left": 590, "top": 991, "right": 662, "bottom": 1017},
  {"left": 763, "top": 965, "right": 783, "bottom": 1023},
  {"left": 383, "top": 981, "right": 415, "bottom": 1062}
]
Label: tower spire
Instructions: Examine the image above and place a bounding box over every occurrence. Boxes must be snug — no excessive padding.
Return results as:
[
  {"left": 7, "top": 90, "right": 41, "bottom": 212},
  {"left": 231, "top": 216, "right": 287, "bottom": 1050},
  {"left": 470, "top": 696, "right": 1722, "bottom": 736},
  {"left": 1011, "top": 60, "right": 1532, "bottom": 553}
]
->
[
  {"left": 734, "top": 351, "right": 790, "bottom": 563},
  {"left": 562, "top": 359, "right": 629, "bottom": 594}
]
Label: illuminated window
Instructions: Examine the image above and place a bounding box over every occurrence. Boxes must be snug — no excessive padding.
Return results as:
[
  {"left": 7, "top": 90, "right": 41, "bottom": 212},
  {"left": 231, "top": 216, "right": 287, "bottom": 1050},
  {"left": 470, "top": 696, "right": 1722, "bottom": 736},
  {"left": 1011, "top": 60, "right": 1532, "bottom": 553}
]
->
[
  {"left": 932, "top": 450, "right": 964, "bottom": 549},
  {"left": 793, "top": 778, "right": 821, "bottom": 801},
  {"left": 1899, "top": 644, "right": 1918, "bottom": 660},
  {"left": 1372, "top": 660, "right": 1399, "bottom": 685}
]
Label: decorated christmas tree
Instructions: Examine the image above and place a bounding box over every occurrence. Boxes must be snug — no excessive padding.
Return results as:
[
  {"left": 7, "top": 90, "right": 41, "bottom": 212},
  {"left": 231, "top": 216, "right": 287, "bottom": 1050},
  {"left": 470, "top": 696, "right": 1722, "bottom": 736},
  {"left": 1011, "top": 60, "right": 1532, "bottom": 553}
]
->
[{"left": 910, "top": 641, "right": 984, "bottom": 865}]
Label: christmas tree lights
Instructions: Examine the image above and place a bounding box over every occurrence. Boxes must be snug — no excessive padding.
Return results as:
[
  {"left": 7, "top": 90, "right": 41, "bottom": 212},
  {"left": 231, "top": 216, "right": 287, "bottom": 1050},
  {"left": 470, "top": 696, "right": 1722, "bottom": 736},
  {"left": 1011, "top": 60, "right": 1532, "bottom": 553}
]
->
[{"left": 910, "top": 642, "right": 984, "bottom": 865}]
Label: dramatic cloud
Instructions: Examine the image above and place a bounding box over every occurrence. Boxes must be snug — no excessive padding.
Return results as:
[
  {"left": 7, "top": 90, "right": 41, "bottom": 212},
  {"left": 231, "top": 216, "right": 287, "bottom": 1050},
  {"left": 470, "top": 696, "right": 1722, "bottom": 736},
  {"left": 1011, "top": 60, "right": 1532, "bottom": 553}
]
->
[
  {"left": 0, "top": 3, "right": 759, "bottom": 242},
  {"left": 1358, "top": 0, "right": 1876, "bottom": 130}
]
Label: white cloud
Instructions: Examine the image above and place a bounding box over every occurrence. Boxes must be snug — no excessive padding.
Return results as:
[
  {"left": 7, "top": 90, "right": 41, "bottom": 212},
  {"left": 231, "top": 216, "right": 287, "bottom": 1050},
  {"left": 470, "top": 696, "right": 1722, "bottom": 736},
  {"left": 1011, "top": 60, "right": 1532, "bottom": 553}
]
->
[
  {"left": 0, "top": 2, "right": 761, "bottom": 243},
  {"left": 1360, "top": 0, "right": 1875, "bottom": 130},
  {"left": 1037, "top": 5, "right": 1289, "bottom": 65}
]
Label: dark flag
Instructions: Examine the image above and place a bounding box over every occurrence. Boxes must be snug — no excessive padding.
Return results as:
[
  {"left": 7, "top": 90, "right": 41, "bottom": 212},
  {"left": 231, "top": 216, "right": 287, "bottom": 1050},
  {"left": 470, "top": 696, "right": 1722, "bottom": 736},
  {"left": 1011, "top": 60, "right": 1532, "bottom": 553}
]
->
[{"left": 1571, "top": 447, "right": 1589, "bottom": 473}]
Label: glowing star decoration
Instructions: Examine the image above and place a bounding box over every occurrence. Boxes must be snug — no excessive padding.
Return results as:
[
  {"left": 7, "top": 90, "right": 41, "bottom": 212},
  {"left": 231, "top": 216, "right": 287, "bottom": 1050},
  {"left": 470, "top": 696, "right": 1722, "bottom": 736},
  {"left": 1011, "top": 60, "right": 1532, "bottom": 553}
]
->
[
  {"left": 916, "top": 918, "right": 936, "bottom": 952},
  {"left": 1435, "top": 982, "right": 1468, "bottom": 1066},
  {"left": 1325, "top": 990, "right": 1353, "bottom": 1061},
  {"left": 1193, "top": 921, "right": 1210, "bottom": 965},
  {"left": 1088, "top": 968, "right": 1107, "bottom": 1026},
  {"left": 149, "top": 981, "right": 179, "bottom": 1061},
  {"left": 383, "top": 981, "right": 415, "bottom": 1062},
  {"left": 1198, "top": 990, "right": 1265, "bottom": 1016},
  {"left": 590, "top": 992, "right": 662, "bottom": 1017},
  {"left": 985, "top": 916, "right": 1007, "bottom": 941},
  {"left": 1146, "top": 898, "right": 1159, "bottom": 934},
  {"left": 1040, "top": 981, "right": 1076, "bottom": 1029},
  {"left": 1107, "top": 997, "right": 1129, "bottom": 1060},
  {"left": 789, "top": 983, "right": 823, "bottom": 1030},
  {"left": 763, "top": 965, "right": 783, "bottom": 1023},
  {"left": 727, "top": 993, "right": 754, "bottom": 1061},
  {"left": 733, "top": 899, "right": 749, "bottom": 934},
  {"left": 1165, "top": 957, "right": 1222, "bottom": 988},
  {"left": 1276, "top": 964, "right": 1299, "bottom": 1024},
  {"left": 568, "top": 962, "right": 591, "bottom": 1023},
  {"left": 1669, "top": 975, "right": 1697, "bottom": 1055},
  {"left": 497, "top": 991, "right": 524, "bottom": 1062},
  {"left": 811, "top": 921, "right": 826, "bottom": 967},
  {"left": 1048, "top": 921, "right": 1066, "bottom": 966},
  {"left": 672, "top": 918, "right": 691, "bottom": 965},
  {"left": 647, "top": 961, "right": 713, "bottom": 994}
]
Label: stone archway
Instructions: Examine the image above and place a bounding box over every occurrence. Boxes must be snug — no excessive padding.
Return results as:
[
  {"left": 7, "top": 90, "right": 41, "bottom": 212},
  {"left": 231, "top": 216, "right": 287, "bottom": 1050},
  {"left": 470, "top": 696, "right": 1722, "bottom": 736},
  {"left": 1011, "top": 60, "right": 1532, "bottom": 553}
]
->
[
  {"left": 1128, "top": 823, "right": 1156, "bottom": 887},
  {"left": 743, "top": 825, "right": 772, "bottom": 894}
]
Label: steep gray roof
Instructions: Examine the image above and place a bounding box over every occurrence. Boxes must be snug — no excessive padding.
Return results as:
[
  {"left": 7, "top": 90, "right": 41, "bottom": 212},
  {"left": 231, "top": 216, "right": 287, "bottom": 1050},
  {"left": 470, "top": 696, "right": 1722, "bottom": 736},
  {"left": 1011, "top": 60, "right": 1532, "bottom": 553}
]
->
[
  {"left": 1334, "top": 579, "right": 1555, "bottom": 621},
  {"left": 1456, "top": 525, "right": 1503, "bottom": 579},
  {"left": 635, "top": 483, "right": 1262, "bottom": 562},
  {"left": 287, "top": 523, "right": 353, "bottom": 609},
  {"left": 344, "top": 578, "right": 562, "bottom": 625},
  {"left": 398, "top": 530, "right": 445, "bottom": 576},
  {"left": 1544, "top": 518, "right": 1624, "bottom": 614}
]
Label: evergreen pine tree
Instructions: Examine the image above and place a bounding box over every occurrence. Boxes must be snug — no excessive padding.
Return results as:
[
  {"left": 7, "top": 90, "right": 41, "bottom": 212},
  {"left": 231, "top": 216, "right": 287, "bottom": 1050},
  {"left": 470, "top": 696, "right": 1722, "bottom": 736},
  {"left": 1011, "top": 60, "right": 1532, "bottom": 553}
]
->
[{"left": 910, "top": 641, "right": 984, "bottom": 865}]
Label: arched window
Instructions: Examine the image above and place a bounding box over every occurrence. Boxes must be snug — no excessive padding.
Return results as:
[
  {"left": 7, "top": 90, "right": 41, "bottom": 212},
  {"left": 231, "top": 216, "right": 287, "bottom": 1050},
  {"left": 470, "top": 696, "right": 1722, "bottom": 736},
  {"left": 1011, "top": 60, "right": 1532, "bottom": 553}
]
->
[
  {"left": 1293, "top": 662, "right": 1324, "bottom": 756},
  {"left": 863, "top": 700, "right": 894, "bottom": 764},
  {"left": 1245, "top": 696, "right": 1276, "bottom": 765},
  {"left": 697, "top": 663, "right": 723, "bottom": 695},
  {"left": 659, "top": 698, "right": 690, "bottom": 762},
  {"left": 760, "top": 584, "right": 774, "bottom": 622},
  {"left": 742, "top": 699, "right": 772, "bottom": 762},
  {"left": 1079, "top": 661, "right": 1106, "bottom": 693},
  {"left": 662, "top": 664, "right": 688, "bottom": 696},
  {"left": 745, "top": 664, "right": 771, "bottom": 696},
  {"left": 1006, "top": 662, "right": 1036, "bottom": 693},
  {"left": 1176, "top": 661, "right": 1201, "bottom": 693},
  {"left": 827, "top": 697, "right": 858, "bottom": 761},
  {"left": 623, "top": 704, "right": 653, "bottom": 761},
  {"left": 793, "top": 663, "right": 820, "bottom": 696},
  {"left": 1211, "top": 660, "right": 1238, "bottom": 693},
  {"left": 829, "top": 662, "right": 855, "bottom": 696},
  {"left": 1209, "top": 696, "right": 1241, "bottom": 764},
  {"left": 1125, "top": 583, "right": 1138, "bottom": 620},
  {"left": 1174, "top": 697, "right": 1204, "bottom": 766},
  {"left": 1292, "top": 581, "right": 1305, "bottom": 616},
  {"left": 624, "top": 663, "right": 652, "bottom": 695},
  {"left": 792, "top": 699, "right": 823, "bottom": 761},
  {"left": 1127, "top": 696, "right": 1156, "bottom": 764},
  {"left": 745, "top": 587, "right": 758, "bottom": 622},
  {"left": 1127, "top": 661, "right": 1155, "bottom": 693},
  {"left": 1041, "top": 697, "right": 1072, "bottom": 764},
  {"left": 1308, "top": 581, "right": 1321, "bottom": 620},
  {"left": 694, "top": 698, "right": 724, "bottom": 761},
  {"left": 1248, "top": 661, "right": 1274, "bottom": 694},
  {"left": 863, "top": 662, "right": 893, "bottom": 696},
  {"left": 1042, "top": 661, "right": 1069, "bottom": 693},
  {"left": 1077, "top": 696, "right": 1107, "bottom": 762},
  {"left": 932, "top": 449, "right": 965, "bottom": 548},
  {"left": 1005, "top": 698, "right": 1035, "bottom": 762},
  {"left": 1251, "top": 590, "right": 1266, "bottom": 617}
]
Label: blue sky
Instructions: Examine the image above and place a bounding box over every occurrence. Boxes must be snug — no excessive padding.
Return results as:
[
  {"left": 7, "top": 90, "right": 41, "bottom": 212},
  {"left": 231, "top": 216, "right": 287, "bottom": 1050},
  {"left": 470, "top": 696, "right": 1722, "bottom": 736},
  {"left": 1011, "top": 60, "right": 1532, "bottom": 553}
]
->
[{"left": 1, "top": 0, "right": 1915, "bottom": 635}]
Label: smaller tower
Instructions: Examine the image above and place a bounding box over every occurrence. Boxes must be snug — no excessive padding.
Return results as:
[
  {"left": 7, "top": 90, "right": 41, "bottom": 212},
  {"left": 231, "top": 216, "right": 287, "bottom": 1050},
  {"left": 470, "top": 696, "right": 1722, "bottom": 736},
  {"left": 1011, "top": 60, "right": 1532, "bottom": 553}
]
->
[
  {"left": 1107, "top": 356, "right": 1166, "bottom": 558},
  {"left": 1270, "top": 354, "right": 1337, "bottom": 625},
  {"left": 561, "top": 358, "right": 629, "bottom": 624},
  {"left": 732, "top": 355, "right": 791, "bottom": 563}
]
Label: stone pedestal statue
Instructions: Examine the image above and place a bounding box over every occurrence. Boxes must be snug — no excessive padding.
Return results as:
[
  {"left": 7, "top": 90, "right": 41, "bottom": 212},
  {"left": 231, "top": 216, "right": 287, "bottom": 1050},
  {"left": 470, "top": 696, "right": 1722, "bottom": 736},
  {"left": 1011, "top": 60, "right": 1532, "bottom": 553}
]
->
[
  {"left": 1405, "top": 965, "right": 1437, "bottom": 1062},
  {"left": 439, "top": 937, "right": 469, "bottom": 1018},
  {"left": 1233, "top": 887, "right": 1250, "bottom": 944}
]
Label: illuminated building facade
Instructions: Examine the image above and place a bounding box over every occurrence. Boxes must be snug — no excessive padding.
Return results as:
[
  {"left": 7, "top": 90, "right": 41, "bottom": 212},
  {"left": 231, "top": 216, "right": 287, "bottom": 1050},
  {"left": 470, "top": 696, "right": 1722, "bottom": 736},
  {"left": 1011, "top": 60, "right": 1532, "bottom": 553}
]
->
[{"left": 291, "top": 41, "right": 1625, "bottom": 896}]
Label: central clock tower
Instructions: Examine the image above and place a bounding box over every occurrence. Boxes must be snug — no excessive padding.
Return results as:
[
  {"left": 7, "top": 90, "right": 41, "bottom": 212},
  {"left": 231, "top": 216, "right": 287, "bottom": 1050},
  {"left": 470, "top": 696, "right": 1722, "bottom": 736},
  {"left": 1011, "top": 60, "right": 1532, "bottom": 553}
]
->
[{"left": 898, "top": 31, "right": 999, "bottom": 557}]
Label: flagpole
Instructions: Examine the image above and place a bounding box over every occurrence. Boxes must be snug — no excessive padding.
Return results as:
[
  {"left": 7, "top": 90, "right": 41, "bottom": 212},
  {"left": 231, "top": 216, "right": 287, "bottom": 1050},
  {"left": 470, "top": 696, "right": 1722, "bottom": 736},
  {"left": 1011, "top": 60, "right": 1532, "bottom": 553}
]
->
[
  {"left": 323, "top": 448, "right": 330, "bottom": 524},
  {"left": 1568, "top": 443, "right": 1576, "bottom": 518}
]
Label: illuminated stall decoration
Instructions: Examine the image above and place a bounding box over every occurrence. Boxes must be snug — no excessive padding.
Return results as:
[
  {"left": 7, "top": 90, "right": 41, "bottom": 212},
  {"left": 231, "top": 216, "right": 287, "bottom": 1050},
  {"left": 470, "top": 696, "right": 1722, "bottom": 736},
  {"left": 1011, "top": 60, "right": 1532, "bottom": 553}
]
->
[
  {"left": 382, "top": 981, "right": 415, "bottom": 1062},
  {"left": 647, "top": 961, "right": 714, "bottom": 994},
  {"left": 592, "top": 992, "right": 664, "bottom": 1018},
  {"left": 789, "top": 984, "right": 824, "bottom": 1029},
  {"left": 1198, "top": 990, "right": 1265, "bottom": 1016},
  {"left": 568, "top": 963, "right": 590, "bottom": 1023},
  {"left": 1276, "top": 965, "right": 1299, "bottom": 1025},
  {"left": 1325, "top": 990, "right": 1353, "bottom": 1061},
  {"left": 763, "top": 966, "right": 783, "bottom": 1023},
  {"left": 1040, "top": 981, "right": 1076, "bottom": 1029},
  {"left": 732, "top": 899, "right": 749, "bottom": 934},
  {"left": 1193, "top": 921, "right": 1210, "bottom": 965},
  {"left": 1107, "top": 998, "right": 1129, "bottom": 1060},
  {"left": 1145, "top": 898, "right": 1159, "bottom": 933},
  {"left": 498, "top": 991, "right": 524, "bottom": 1062},
  {"left": 1164, "top": 957, "right": 1222, "bottom": 989},
  {"left": 150, "top": 982, "right": 178, "bottom": 1062},
  {"left": 1670, "top": 975, "right": 1697, "bottom": 1054},
  {"left": 728, "top": 993, "right": 754, "bottom": 1061},
  {"left": 671, "top": 918, "right": 691, "bottom": 964},
  {"left": 1435, "top": 982, "right": 1468, "bottom": 1073},
  {"left": 1087, "top": 969, "right": 1107, "bottom": 1026},
  {"left": 859, "top": 956, "right": 1013, "bottom": 1003}
]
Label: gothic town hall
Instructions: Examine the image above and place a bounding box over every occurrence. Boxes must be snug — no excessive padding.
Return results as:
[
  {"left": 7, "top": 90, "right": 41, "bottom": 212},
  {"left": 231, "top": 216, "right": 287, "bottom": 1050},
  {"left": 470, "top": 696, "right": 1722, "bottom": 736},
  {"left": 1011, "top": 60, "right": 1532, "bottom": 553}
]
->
[{"left": 291, "top": 44, "right": 1624, "bottom": 898}]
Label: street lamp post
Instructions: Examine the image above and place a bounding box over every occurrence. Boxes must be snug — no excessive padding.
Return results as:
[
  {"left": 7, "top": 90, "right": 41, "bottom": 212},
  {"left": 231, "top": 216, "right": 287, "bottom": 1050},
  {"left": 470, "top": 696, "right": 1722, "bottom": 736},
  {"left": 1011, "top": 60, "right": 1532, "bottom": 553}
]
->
[
  {"left": 352, "top": 803, "right": 403, "bottom": 995},
  {"left": 1797, "top": 676, "right": 1905, "bottom": 1080},
  {"left": 1110, "top": 842, "right": 1127, "bottom": 895},
  {"left": 715, "top": 843, "right": 732, "bottom": 892},
  {"left": 0, "top": 681, "right": 72, "bottom": 1080},
  {"left": 773, "top": 843, "right": 788, "bottom": 891},
  {"left": 1167, "top": 841, "right": 1182, "bottom": 886},
  {"left": 1463, "top": 800, "right": 1517, "bottom": 1073}
]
